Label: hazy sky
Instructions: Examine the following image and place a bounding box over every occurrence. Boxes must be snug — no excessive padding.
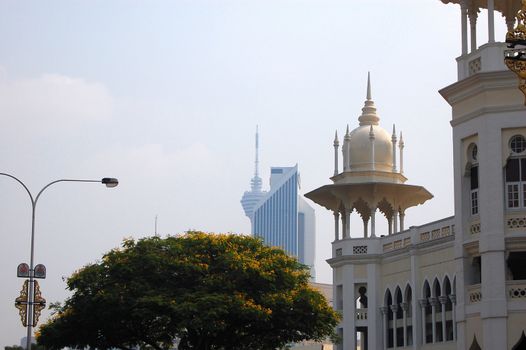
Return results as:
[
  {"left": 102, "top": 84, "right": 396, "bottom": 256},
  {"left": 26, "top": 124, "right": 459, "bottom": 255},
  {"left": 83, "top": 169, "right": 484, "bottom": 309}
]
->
[{"left": 0, "top": 0, "right": 509, "bottom": 347}]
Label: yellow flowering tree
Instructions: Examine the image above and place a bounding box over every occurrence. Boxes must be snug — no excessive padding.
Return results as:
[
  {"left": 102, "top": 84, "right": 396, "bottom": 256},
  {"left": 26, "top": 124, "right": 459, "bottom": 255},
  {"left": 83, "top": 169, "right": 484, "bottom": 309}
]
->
[{"left": 37, "top": 232, "right": 340, "bottom": 350}]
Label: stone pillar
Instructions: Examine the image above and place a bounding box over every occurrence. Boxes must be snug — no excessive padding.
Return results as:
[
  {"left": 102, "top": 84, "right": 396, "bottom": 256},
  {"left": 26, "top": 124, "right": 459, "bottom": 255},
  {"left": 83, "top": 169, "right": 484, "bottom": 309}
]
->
[
  {"left": 370, "top": 208, "right": 376, "bottom": 238},
  {"left": 334, "top": 211, "right": 340, "bottom": 241},
  {"left": 449, "top": 294, "right": 457, "bottom": 340},
  {"left": 419, "top": 299, "right": 428, "bottom": 344},
  {"left": 487, "top": 0, "right": 495, "bottom": 43},
  {"left": 393, "top": 211, "right": 398, "bottom": 235},
  {"left": 461, "top": 0, "right": 468, "bottom": 55},
  {"left": 401, "top": 302, "right": 409, "bottom": 347},
  {"left": 380, "top": 306, "right": 388, "bottom": 350},
  {"left": 439, "top": 296, "right": 448, "bottom": 342},
  {"left": 363, "top": 217, "right": 369, "bottom": 238},
  {"left": 390, "top": 304, "right": 399, "bottom": 349},
  {"left": 468, "top": 8, "right": 478, "bottom": 52},
  {"left": 341, "top": 211, "right": 346, "bottom": 239},
  {"left": 399, "top": 211, "right": 405, "bottom": 232},
  {"left": 429, "top": 297, "right": 438, "bottom": 343},
  {"left": 345, "top": 208, "right": 351, "bottom": 238}
]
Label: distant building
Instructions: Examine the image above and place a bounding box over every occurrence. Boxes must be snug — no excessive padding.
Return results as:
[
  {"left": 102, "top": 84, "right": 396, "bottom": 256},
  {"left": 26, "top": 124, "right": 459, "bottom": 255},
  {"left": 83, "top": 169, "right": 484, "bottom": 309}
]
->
[{"left": 241, "top": 129, "right": 316, "bottom": 279}]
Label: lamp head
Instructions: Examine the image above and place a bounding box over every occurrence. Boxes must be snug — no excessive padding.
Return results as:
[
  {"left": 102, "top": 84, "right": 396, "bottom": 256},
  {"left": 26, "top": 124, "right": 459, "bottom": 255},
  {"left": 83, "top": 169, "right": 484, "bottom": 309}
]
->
[{"left": 101, "top": 178, "right": 119, "bottom": 188}]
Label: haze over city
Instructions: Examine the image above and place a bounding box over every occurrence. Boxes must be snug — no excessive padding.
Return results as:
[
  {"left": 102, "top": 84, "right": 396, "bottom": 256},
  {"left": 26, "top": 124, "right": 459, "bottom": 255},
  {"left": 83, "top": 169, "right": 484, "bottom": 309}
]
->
[{"left": 0, "top": 0, "right": 508, "bottom": 347}]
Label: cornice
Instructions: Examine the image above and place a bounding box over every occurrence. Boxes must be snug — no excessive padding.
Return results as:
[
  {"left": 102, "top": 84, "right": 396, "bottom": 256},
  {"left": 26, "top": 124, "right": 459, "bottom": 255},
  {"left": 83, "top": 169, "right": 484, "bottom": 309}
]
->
[
  {"left": 450, "top": 104, "right": 526, "bottom": 127},
  {"left": 439, "top": 70, "right": 518, "bottom": 105}
]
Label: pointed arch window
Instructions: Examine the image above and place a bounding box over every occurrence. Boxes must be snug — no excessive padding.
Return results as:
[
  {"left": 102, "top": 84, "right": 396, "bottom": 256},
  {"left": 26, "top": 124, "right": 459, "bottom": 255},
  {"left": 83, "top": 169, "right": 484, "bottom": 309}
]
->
[{"left": 512, "top": 331, "right": 526, "bottom": 350}]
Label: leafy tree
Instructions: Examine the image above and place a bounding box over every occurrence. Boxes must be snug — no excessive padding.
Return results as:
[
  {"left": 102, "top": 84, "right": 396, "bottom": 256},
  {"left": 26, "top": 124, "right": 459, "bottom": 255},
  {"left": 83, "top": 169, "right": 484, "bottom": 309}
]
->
[{"left": 37, "top": 232, "right": 340, "bottom": 350}]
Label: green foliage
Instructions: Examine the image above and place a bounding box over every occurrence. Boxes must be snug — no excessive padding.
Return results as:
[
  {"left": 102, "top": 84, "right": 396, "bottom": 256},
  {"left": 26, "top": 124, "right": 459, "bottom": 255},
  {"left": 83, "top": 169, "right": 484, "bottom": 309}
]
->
[{"left": 37, "top": 232, "right": 340, "bottom": 350}]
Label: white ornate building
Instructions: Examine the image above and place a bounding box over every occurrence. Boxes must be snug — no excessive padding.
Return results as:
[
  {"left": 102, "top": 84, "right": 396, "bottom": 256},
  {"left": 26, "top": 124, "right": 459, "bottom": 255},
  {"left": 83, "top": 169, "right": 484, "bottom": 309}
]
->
[{"left": 306, "top": 0, "right": 526, "bottom": 349}]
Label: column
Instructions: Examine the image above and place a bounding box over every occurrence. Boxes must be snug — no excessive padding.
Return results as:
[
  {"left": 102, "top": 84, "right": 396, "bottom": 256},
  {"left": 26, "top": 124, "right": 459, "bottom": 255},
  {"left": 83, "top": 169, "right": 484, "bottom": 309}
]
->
[
  {"left": 341, "top": 211, "right": 346, "bottom": 239},
  {"left": 380, "top": 306, "right": 389, "bottom": 350},
  {"left": 439, "top": 296, "right": 448, "bottom": 342},
  {"left": 363, "top": 217, "right": 369, "bottom": 238},
  {"left": 487, "top": 0, "right": 495, "bottom": 43},
  {"left": 429, "top": 297, "right": 438, "bottom": 343},
  {"left": 419, "top": 299, "right": 428, "bottom": 345},
  {"left": 401, "top": 302, "right": 409, "bottom": 347},
  {"left": 450, "top": 294, "right": 457, "bottom": 340},
  {"left": 468, "top": 8, "right": 478, "bottom": 52},
  {"left": 388, "top": 217, "right": 393, "bottom": 235},
  {"left": 334, "top": 211, "right": 340, "bottom": 241},
  {"left": 390, "top": 304, "right": 399, "bottom": 349},
  {"left": 393, "top": 212, "right": 398, "bottom": 235},
  {"left": 399, "top": 211, "right": 405, "bottom": 232},
  {"left": 461, "top": 0, "right": 468, "bottom": 55},
  {"left": 370, "top": 208, "right": 376, "bottom": 238},
  {"left": 345, "top": 208, "right": 351, "bottom": 238}
]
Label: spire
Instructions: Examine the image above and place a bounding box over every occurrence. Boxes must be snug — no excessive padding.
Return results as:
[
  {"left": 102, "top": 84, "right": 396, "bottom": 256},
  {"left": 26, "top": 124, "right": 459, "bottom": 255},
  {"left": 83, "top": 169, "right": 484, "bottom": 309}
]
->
[
  {"left": 358, "top": 72, "right": 380, "bottom": 126},
  {"left": 399, "top": 131, "right": 404, "bottom": 175},
  {"left": 367, "top": 71, "right": 372, "bottom": 100},
  {"left": 255, "top": 125, "right": 260, "bottom": 178},
  {"left": 250, "top": 126, "right": 263, "bottom": 192},
  {"left": 391, "top": 124, "right": 397, "bottom": 172},
  {"left": 333, "top": 130, "right": 339, "bottom": 176}
]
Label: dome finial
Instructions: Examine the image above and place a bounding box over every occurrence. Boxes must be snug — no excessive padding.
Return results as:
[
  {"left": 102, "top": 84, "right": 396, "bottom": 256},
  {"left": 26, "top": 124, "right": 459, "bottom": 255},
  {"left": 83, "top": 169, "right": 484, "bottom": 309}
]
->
[{"left": 358, "top": 72, "right": 380, "bottom": 126}]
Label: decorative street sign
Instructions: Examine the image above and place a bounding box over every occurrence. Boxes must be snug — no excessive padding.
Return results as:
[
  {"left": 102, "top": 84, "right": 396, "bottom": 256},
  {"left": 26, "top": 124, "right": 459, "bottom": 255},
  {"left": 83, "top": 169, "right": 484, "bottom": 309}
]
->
[
  {"left": 15, "top": 280, "right": 28, "bottom": 327},
  {"left": 34, "top": 264, "right": 46, "bottom": 279},
  {"left": 17, "top": 263, "right": 30, "bottom": 278},
  {"left": 33, "top": 280, "right": 46, "bottom": 326},
  {"left": 14, "top": 280, "right": 46, "bottom": 327}
]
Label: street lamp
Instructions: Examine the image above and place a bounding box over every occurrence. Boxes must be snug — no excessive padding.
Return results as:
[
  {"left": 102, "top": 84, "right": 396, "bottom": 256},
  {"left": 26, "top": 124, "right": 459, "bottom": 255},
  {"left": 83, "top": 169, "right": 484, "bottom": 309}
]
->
[{"left": 0, "top": 173, "right": 119, "bottom": 350}]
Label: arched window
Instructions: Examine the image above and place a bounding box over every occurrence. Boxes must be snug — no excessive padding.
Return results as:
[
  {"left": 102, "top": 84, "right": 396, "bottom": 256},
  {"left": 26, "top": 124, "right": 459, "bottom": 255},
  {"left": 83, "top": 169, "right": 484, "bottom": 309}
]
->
[
  {"left": 385, "top": 290, "right": 394, "bottom": 348},
  {"left": 404, "top": 284, "right": 413, "bottom": 346},
  {"left": 394, "top": 287, "right": 403, "bottom": 346},
  {"left": 443, "top": 276, "right": 454, "bottom": 341},
  {"left": 468, "top": 143, "right": 479, "bottom": 215},
  {"left": 512, "top": 331, "right": 526, "bottom": 350},
  {"left": 433, "top": 278, "right": 443, "bottom": 342},
  {"left": 505, "top": 135, "right": 526, "bottom": 209},
  {"left": 469, "top": 335, "right": 482, "bottom": 350},
  {"left": 423, "top": 281, "right": 432, "bottom": 344}
]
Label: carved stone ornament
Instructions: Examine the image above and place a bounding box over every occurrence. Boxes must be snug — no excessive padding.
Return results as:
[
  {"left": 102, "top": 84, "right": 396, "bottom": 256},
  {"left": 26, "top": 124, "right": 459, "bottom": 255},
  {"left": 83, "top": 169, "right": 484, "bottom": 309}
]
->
[{"left": 505, "top": 0, "right": 526, "bottom": 104}]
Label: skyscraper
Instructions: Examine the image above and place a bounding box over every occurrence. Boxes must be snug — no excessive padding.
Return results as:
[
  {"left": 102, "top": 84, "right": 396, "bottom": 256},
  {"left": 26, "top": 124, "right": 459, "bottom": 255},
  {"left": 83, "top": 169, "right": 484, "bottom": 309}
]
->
[{"left": 241, "top": 129, "right": 316, "bottom": 279}]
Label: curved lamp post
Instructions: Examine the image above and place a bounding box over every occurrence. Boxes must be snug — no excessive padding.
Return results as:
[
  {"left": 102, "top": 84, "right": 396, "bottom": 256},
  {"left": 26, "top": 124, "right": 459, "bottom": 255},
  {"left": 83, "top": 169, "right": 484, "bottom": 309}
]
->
[{"left": 0, "top": 173, "right": 118, "bottom": 349}]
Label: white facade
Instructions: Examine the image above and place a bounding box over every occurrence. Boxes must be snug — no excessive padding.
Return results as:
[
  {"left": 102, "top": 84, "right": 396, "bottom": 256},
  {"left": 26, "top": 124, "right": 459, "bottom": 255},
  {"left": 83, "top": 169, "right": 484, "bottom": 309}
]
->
[{"left": 306, "top": 1, "right": 526, "bottom": 349}]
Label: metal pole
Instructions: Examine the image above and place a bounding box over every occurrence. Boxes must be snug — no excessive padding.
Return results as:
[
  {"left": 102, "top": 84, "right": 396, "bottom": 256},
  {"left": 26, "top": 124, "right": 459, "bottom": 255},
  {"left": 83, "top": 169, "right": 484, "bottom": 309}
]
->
[{"left": 0, "top": 174, "right": 116, "bottom": 350}]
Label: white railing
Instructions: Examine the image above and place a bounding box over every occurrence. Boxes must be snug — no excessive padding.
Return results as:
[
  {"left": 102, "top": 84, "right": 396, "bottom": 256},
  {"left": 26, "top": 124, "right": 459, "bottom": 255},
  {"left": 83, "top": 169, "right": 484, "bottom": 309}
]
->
[
  {"left": 355, "top": 308, "right": 367, "bottom": 320},
  {"left": 332, "top": 216, "right": 455, "bottom": 257}
]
